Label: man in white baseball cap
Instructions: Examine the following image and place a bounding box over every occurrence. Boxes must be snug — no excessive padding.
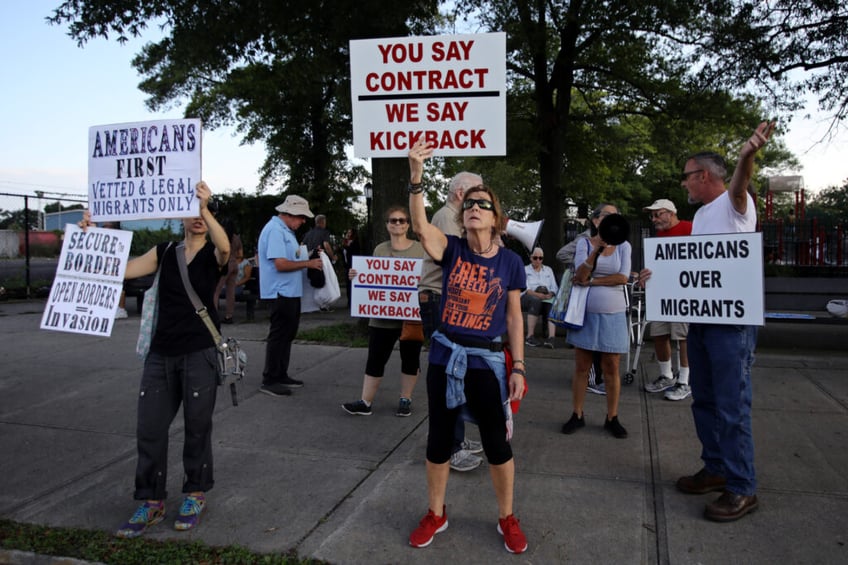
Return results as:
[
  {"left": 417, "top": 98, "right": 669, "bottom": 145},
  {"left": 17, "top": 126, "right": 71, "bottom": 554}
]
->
[
  {"left": 257, "top": 194, "right": 322, "bottom": 397},
  {"left": 643, "top": 198, "right": 677, "bottom": 215},
  {"left": 641, "top": 198, "right": 693, "bottom": 401}
]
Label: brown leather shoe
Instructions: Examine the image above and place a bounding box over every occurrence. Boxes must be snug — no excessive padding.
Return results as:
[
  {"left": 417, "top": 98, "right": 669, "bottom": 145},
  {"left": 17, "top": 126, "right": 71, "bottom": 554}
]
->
[
  {"left": 676, "top": 468, "right": 727, "bottom": 494},
  {"left": 704, "top": 491, "right": 759, "bottom": 522}
]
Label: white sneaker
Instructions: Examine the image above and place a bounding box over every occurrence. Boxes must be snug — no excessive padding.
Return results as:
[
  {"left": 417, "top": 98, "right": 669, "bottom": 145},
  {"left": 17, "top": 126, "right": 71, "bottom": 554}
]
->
[
  {"left": 664, "top": 383, "right": 692, "bottom": 401},
  {"left": 449, "top": 449, "right": 482, "bottom": 472},
  {"left": 460, "top": 438, "right": 483, "bottom": 454},
  {"left": 114, "top": 307, "right": 128, "bottom": 319},
  {"left": 644, "top": 375, "right": 676, "bottom": 393}
]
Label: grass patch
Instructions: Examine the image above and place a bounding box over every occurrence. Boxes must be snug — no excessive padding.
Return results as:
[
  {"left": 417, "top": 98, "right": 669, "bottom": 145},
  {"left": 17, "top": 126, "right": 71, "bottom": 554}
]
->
[
  {"left": 0, "top": 518, "right": 326, "bottom": 564},
  {"left": 297, "top": 322, "right": 369, "bottom": 347}
]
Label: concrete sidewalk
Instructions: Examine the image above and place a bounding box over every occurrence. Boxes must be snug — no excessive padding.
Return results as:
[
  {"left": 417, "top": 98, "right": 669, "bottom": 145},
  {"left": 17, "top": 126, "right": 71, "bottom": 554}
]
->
[{"left": 0, "top": 298, "right": 846, "bottom": 564}]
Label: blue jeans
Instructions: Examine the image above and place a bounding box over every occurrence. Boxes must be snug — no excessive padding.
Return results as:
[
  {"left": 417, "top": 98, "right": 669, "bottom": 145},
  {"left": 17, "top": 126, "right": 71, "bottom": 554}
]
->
[{"left": 687, "top": 324, "right": 758, "bottom": 496}]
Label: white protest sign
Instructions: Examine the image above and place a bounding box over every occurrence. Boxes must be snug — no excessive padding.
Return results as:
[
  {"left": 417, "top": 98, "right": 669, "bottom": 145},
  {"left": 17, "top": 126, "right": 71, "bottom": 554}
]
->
[
  {"left": 350, "top": 32, "right": 506, "bottom": 158},
  {"left": 88, "top": 118, "right": 202, "bottom": 222},
  {"left": 644, "top": 232, "right": 764, "bottom": 326},
  {"left": 41, "top": 224, "right": 133, "bottom": 336},
  {"left": 351, "top": 256, "right": 423, "bottom": 320}
]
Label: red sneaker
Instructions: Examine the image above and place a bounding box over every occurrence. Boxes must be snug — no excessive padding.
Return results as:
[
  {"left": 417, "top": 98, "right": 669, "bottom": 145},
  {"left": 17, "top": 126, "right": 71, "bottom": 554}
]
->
[
  {"left": 497, "top": 514, "right": 528, "bottom": 554},
  {"left": 409, "top": 506, "right": 448, "bottom": 548}
]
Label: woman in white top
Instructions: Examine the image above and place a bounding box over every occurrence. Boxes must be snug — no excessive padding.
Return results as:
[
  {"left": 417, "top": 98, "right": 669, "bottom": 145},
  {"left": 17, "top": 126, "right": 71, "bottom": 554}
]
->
[
  {"left": 521, "top": 247, "right": 558, "bottom": 348},
  {"left": 561, "top": 203, "right": 631, "bottom": 439}
]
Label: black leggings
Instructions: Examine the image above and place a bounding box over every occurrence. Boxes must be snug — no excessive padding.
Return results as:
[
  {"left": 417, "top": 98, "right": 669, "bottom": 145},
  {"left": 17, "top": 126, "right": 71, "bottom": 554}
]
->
[
  {"left": 364, "top": 326, "right": 422, "bottom": 377},
  {"left": 426, "top": 364, "right": 513, "bottom": 465}
]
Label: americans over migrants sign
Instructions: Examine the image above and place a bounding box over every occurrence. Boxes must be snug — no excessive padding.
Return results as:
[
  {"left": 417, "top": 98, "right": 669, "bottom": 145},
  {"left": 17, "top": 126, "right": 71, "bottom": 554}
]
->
[
  {"left": 643, "top": 232, "right": 765, "bottom": 326},
  {"left": 88, "top": 118, "right": 202, "bottom": 222},
  {"left": 349, "top": 32, "right": 506, "bottom": 158}
]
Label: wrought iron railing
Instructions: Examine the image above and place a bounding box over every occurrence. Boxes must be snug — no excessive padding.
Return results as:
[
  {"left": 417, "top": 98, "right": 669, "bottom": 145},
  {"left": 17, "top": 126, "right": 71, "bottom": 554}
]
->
[{"left": 566, "top": 219, "right": 846, "bottom": 274}]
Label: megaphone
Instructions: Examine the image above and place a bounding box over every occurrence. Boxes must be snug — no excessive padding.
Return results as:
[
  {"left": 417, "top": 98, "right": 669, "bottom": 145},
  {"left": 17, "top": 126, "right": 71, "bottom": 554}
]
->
[
  {"left": 587, "top": 214, "right": 630, "bottom": 272},
  {"left": 505, "top": 219, "right": 544, "bottom": 252},
  {"left": 598, "top": 214, "right": 629, "bottom": 245}
]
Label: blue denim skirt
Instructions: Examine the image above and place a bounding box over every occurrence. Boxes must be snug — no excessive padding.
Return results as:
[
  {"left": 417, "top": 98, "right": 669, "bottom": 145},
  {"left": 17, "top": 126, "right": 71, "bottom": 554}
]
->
[{"left": 565, "top": 311, "right": 629, "bottom": 353}]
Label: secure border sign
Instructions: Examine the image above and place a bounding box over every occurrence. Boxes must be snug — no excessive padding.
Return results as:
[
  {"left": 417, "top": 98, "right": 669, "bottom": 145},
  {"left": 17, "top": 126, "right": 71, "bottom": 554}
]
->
[
  {"left": 644, "top": 232, "right": 764, "bottom": 326},
  {"left": 41, "top": 224, "right": 132, "bottom": 336},
  {"left": 350, "top": 32, "right": 506, "bottom": 158}
]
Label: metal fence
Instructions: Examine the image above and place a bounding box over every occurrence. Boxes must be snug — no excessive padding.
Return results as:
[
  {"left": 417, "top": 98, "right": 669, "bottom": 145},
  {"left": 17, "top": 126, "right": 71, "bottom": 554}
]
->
[
  {"left": 760, "top": 218, "right": 846, "bottom": 268},
  {"left": 568, "top": 218, "right": 846, "bottom": 274}
]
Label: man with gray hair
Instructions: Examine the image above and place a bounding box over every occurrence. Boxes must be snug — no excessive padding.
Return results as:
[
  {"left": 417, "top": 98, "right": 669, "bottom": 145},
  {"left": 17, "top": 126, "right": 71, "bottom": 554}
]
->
[
  {"left": 302, "top": 214, "right": 336, "bottom": 264},
  {"left": 643, "top": 121, "right": 776, "bottom": 522},
  {"left": 418, "top": 171, "right": 485, "bottom": 472}
]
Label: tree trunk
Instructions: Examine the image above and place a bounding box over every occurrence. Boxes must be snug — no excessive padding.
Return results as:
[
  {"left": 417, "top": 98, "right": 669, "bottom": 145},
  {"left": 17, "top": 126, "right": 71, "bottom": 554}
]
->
[{"left": 368, "top": 157, "right": 409, "bottom": 253}]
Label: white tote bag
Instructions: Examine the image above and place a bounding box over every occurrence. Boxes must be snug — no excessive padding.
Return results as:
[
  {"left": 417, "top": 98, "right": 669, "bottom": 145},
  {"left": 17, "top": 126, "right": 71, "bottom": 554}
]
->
[
  {"left": 562, "top": 284, "right": 590, "bottom": 329},
  {"left": 313, "top": 252, "right": 341, "bottom": 308}
]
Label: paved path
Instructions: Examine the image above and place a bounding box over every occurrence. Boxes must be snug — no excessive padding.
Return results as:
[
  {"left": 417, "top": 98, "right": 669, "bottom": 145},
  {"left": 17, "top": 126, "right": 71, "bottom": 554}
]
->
[{"left": 1, "top": 298, "right": 846, "bottom": 564}]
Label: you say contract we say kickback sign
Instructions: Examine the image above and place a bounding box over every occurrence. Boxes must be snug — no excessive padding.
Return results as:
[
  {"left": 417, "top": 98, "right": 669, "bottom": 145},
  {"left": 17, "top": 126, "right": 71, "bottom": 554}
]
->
[
  {"left": 350, "top": 256, "right": 423, "bottom": 321},
  {"left": 350, "top": 33, "right": 506, "bottom": 157}
]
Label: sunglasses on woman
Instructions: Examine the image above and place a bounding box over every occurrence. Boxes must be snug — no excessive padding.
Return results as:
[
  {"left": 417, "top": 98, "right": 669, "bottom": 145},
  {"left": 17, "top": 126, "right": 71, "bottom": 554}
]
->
[
  {"left": 387, "top": 217, "right": 409, "bottom": 225},
  {"left": 462, "top": 198, "right": 494, "bottom": 211}
]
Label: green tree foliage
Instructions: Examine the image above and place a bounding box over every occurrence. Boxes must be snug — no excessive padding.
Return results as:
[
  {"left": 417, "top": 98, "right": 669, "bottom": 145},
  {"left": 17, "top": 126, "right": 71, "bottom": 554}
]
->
[
  {"left": 49, "top": 0, "right": 440, "bottom": 245},
  {"left": 44, "top": 202, "right": 84, "bottom": 214},
  {"left": 451, "top": 1, "right": 803, "bottom": 253},
  {"left": 807, "top": 180, "right": 848, "bottom": 222},
  {"left": 49, "top": 0, "right": 822, "bottom": 257},
  {"left": 0, "top": 209, "right": 42, "bottom": 231},
  {"left": 128, "top": 227, "right": 178, "bottom": 256},
  {"left": 695, "top": 1, "right": 848, "bottom": 129}
]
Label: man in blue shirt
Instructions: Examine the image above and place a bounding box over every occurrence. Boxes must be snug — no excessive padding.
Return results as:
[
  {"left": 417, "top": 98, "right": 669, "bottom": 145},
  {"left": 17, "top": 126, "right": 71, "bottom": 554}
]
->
[{"left": 258, "top": 195, "right": 324, "bottom": 396}]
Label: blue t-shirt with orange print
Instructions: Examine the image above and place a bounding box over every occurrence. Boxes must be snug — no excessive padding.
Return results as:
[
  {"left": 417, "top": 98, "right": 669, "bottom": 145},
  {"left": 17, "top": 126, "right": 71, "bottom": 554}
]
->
[{"left": 430, "top": 235, "right": 526, "bottom": 369}]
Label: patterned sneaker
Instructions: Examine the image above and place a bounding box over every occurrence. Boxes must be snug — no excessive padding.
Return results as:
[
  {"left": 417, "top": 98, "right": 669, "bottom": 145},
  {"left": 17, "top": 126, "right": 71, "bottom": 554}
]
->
[
  {"left": 115, "top": 501, "right": 165, "bottom": 538},
  {"left": 524, "top": 336, "right": 541, "bottom": 347},
  {"left": 174, "top": 493, "right": 205, "bottom": 531},
  {"left": 396, "top": 397, "right": 412, "bottom": 417},
  {"left": 409, "top": 506, "right": 448, "bottom": 548},
  {"left": 497, "top": 514, "right": 528, "bottom": 554},
  {"left": 342, "top": 399, "right": 372, "bottom": 416},
  {"left": 644, "top": 375, "right": 676, "bottom": 393},
  {"left": 460, "top": 438, "right": 483, "bottom": 454},
  {"left": 587, "top": 381, "right": 606, "bottom": 395},
  {"left": 449, "top": 449, "right": 482, "bottom": 472},
  {"left": 542, "top": 339, "right": 555, "bottom": 349},
  {"left": 664, "top": 383, "right": 692, "bottom": 401}
]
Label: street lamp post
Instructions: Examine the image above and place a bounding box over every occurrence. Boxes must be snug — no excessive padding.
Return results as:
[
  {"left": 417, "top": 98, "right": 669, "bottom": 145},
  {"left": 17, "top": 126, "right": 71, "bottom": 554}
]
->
[{"left": 363, "top": 182, "right": 373, "bottom": 253}]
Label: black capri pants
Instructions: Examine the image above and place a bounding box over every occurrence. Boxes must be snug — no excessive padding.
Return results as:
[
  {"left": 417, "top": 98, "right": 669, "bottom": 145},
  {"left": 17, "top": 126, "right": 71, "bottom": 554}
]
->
[
  {"left": 365, "top": 326, "right": 422, "bottom": 377},
  {"left": 426, "top": 364, "right": 513, "bottom": 466}
]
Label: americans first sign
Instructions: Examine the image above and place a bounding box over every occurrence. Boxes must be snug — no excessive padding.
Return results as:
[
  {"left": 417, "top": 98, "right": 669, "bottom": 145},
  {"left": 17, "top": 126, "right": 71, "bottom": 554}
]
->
[
  {"left": 643, "top": 232, "right": 765, "bottom": 326},
  {"left": 88, "top": 118, "right": 202, "bottom": 222},
  {"left": 350, "top": 32, "right": 506, "bottom": 158}
]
